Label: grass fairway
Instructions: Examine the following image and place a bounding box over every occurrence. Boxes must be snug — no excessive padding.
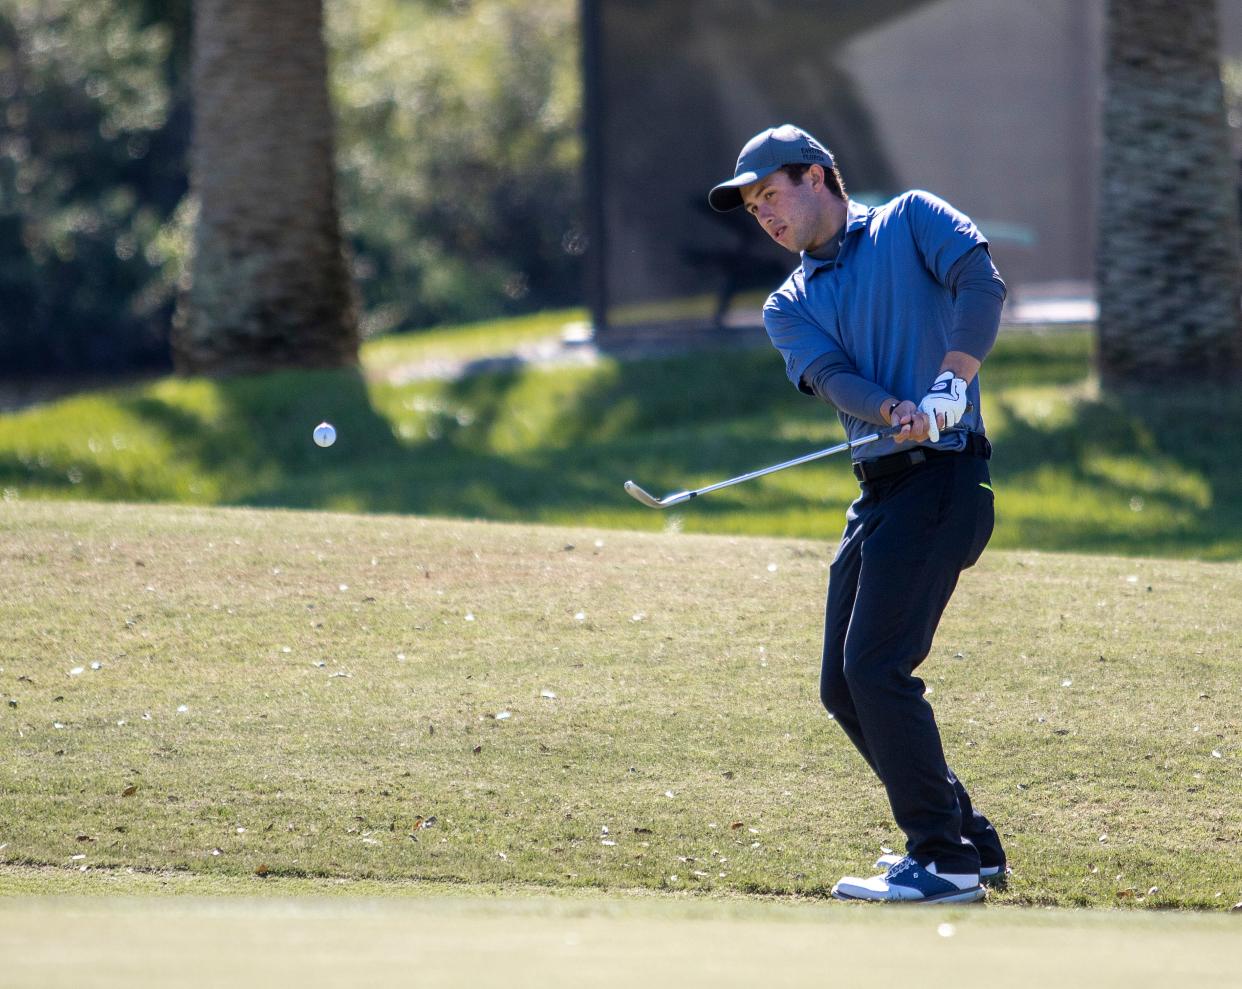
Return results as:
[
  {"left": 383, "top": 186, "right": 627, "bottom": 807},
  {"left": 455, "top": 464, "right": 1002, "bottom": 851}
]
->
[
  {"left": 4, "top": 893, "right": 1241, "bottom": 988},
  {"left": 3, "top": 498, "right": 1240, "bottom": 913}
]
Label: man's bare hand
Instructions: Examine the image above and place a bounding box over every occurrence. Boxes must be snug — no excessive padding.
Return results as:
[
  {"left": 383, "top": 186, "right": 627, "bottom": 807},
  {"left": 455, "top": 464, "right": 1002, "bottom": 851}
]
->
[{"left": 888, "top": 400, "right": 933, "bottom": 444}]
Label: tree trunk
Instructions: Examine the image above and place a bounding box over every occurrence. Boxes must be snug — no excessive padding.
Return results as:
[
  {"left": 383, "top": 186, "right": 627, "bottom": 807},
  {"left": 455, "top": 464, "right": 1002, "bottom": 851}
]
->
[
  {"left": 173, "top": 0, "right": 358, "bottom": 375},
  {"left": 1096, "top": 0, "right": 1242, "bottom": 387}
]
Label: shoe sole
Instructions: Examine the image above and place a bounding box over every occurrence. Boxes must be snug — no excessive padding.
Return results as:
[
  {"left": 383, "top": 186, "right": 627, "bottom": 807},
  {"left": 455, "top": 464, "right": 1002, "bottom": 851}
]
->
[{"left": 831, "top": 885, "right": 987, "bottom": 905}]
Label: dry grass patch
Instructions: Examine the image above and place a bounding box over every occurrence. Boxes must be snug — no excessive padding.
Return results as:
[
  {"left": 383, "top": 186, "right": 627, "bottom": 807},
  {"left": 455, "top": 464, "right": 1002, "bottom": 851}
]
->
[{"left": 2, "top": 500, "right": 1239, "bottom": 909}]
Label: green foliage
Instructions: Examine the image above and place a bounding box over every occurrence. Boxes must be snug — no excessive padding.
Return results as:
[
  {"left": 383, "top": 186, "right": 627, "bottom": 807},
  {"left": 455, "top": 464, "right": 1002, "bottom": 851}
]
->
[
  {"left": 0, "top": 0, "right": 191, "bottom": 373},
  {"left": 0, "top": 0, "right": 581, "bottom": 373},
  {"left": 327, "top": 0, "right": 582, "bottom": 334},
  {"left": 2, "top": 323, "right": 1242, "bottom": 559}
]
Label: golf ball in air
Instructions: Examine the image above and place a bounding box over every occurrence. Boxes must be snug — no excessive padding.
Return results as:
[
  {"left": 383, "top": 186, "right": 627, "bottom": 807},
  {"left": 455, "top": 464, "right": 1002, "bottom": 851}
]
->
[{"left": 313, "top": 422, "right": 336, "bottom": 447}]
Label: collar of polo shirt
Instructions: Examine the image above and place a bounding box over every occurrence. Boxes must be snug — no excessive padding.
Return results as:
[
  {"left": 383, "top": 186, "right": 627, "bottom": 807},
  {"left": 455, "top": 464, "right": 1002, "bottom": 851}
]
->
[{"left": 801, "top": 198, "right": 872, "bottom": 279}]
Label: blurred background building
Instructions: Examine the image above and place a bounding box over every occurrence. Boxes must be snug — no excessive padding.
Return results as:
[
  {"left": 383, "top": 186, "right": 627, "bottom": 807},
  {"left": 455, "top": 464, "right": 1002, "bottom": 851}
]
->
[{"left": 582, "top": 0, "right": 1242, "bottom": 343}]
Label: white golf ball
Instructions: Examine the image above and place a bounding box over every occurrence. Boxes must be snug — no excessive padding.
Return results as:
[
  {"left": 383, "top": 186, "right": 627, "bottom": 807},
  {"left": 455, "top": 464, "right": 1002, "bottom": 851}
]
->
[{"left": 313, "top": 422, "right": 336, "bottom": 448}]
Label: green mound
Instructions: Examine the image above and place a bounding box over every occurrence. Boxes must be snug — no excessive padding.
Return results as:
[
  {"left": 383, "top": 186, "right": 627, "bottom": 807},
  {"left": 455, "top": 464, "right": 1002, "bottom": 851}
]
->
[{"left": 2, "top": 322, "right": 1240, "bottom": 557}]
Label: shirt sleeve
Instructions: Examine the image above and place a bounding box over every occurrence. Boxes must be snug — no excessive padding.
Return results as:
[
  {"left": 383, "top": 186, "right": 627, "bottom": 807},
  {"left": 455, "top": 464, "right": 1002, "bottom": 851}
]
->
[
  {"left": 904, "top": 190, "right": 989, "bottom": 287},
  {"left": 762, "top": 292, "right": 841, "bottom": 389},
  {"left": 945, "top": 244, "right": 1007, "bottom": 362},
  {"left": 800, "top": 352, "right": 891, "bottom": 425}
]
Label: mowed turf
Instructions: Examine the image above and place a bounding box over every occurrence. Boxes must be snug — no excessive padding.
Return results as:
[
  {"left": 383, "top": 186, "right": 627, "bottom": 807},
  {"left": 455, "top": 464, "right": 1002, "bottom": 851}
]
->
[
  {"left": 4, "top": 893, "right": 1242, "bottom": 988},
  {"left": 3, "top": 499, "right": 1240, "bottom": 914}
]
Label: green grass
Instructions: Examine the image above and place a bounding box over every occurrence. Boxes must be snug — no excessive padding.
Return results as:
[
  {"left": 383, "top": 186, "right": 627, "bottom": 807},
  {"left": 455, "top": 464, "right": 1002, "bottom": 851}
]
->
[
  {"left": 3, "top": 500, "right": 1240, "bottom": 911},
  {"left": 2, "top": 317, "right": 1241, "bottom": 557},
  {"left": 360, "top": 307, "right": 588, "bottom": 375},
  {"left": 4, "top": 894, "right": 1241, "bottom": 988}
]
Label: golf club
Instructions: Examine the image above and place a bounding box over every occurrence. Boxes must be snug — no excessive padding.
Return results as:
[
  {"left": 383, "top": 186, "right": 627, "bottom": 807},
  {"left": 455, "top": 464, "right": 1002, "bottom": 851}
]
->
[{"left": 624, "top": 418, "right": 970, "bottom": 509}]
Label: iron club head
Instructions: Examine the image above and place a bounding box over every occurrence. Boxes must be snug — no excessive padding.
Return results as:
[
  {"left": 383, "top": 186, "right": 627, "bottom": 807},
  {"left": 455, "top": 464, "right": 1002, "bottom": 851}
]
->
[{"left": 624, "top": 480, "right": 693, "bottom": 509}]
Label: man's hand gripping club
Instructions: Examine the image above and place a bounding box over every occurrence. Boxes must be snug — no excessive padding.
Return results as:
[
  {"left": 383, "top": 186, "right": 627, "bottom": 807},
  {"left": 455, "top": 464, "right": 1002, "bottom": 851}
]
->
[
  {"left": 885, "top": 369, "right": 971, "bottom": 444},
  {"left": 917, "top": 370, "right": 969, "bottom": 442}
]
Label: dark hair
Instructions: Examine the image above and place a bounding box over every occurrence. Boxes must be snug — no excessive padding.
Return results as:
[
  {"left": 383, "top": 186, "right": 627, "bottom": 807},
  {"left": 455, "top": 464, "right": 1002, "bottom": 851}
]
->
[{"left": 780, "top": 162, "right": 847, "bottom": 200}]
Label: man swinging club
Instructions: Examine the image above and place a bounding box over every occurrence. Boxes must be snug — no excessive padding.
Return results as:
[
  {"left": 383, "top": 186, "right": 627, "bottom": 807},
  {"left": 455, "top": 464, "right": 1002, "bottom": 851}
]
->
[{"left": 709, "top": 125, "right": 1008, "bottom": 903}]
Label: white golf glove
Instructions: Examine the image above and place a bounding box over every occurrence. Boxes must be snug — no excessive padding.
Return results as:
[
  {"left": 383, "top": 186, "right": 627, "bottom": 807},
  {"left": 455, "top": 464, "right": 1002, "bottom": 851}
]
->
[{"left": 917, "top": 370, "right": 968, "bottom": 443}]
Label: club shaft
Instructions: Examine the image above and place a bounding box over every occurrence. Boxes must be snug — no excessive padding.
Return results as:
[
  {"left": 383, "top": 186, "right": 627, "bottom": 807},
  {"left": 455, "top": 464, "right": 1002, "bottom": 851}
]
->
[
  {"left": 685, "top": 430, "right": 887, "bottom": 500},
  {"left": 625, "top": 415, "right": 971, "bottom": 508}
]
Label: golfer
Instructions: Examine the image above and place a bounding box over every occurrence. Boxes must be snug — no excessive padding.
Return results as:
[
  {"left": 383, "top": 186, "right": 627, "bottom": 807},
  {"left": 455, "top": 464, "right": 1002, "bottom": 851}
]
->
[{"left": 709, "top": 125, "right": 1007, "bottom": 903}]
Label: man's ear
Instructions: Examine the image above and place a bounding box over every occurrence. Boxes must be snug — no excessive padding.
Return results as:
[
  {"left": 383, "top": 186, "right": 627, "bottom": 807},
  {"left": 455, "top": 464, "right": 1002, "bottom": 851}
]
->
[{"left": 808, "top": 163, "right": 825, "bottom": 191}]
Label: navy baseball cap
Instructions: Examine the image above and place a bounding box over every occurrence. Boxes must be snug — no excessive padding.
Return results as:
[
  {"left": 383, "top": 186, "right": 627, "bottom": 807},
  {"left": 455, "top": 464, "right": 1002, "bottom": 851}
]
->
[{"left": 708, "top": 124, "right": 834, "bottom": 212}]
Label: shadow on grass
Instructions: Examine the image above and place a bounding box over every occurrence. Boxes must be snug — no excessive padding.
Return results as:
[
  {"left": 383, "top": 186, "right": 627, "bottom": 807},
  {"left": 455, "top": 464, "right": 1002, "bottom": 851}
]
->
[
  {"left": 0, "top": 368, "right": 406, "bottom": 504},
  {"left": 5, "top": 331, "right": 1241, "bottom": 559},
  {"left": 248, "top": 349, "right": 818, "bottom": 521},
  {"left": 990, "top": 387, "right": 1242, "bottom": 558}
]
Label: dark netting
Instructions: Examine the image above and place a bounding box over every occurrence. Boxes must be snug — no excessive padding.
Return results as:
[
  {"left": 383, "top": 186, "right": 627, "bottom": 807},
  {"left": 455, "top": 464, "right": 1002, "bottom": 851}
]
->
[
  {"left": 582, "top": 0, "right": 1135, "bottom": 344},
  {"left": 585, "top": 0, "right": 943, "bottom": 343}
]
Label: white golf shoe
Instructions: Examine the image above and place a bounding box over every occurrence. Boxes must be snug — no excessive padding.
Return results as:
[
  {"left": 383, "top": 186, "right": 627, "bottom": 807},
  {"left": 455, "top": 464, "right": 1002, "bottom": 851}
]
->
[{"left": 832, "top": 855, "right": 986, "bottom": 904}]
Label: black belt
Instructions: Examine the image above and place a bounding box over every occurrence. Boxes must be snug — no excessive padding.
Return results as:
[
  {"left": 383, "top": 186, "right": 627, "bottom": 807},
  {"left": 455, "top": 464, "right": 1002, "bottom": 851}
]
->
[{"left": 853, "top": 432, "right": 991, "bottom": 483}]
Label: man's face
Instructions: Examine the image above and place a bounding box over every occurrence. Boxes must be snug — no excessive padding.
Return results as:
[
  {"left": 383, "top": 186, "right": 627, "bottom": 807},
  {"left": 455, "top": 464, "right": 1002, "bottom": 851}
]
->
[{"left": 740, "top": 168, "right": 826, "bottom": 254}]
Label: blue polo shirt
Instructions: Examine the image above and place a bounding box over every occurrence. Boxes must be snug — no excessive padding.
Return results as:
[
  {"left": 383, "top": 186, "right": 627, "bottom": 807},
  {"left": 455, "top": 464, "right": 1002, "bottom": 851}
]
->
[{"left": 762, "top": 191, "right": 988, "bottom": 459}]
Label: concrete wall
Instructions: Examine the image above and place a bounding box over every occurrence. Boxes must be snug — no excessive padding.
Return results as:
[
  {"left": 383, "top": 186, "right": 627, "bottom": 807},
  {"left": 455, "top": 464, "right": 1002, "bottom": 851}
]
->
[
  {"left": 587, "top": 0, "right": 1242, "bottom": 336},
  {"left": 838, "top": 0, "right": 1099, "bottom": 290}
]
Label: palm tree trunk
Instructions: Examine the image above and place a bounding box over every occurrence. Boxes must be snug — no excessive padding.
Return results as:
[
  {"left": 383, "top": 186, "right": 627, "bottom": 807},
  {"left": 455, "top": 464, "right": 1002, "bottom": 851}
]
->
[
  {"left": 173, "top": 0, "right": 358, "bottom": 375},
  {"left": 1096, "top": 0, "right": 1242, "bottom": 386}
]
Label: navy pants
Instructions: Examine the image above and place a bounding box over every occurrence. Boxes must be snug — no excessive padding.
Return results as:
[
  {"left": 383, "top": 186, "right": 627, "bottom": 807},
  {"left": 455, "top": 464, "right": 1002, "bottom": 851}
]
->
[{"left": 821, "top": 450, "right": 1005, "bottom": 874}]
